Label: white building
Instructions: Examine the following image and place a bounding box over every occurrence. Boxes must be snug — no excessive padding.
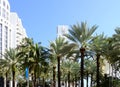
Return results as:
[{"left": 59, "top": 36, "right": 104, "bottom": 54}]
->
[
  {"left": 57, "top": 25, "right": 69, "bottom": 39},
  {"left": 10, "top": 13, "right": 27, "bottom": 47},
  {"left": 0, "top": 0, "right": 27, "bottom": 57},
  {"left": 0, "top": 0, "right": 27, "bottom": 87}
]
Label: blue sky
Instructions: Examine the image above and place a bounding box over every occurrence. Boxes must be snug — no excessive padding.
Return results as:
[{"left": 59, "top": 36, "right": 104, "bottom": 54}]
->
[{"left": 8, "top": 0, "right": 120, "bottom": 47}]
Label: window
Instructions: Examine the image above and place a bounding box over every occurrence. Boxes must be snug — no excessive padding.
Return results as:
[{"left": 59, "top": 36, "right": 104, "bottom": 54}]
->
[
  {"left": 0, "top": 7, "right": 1, "bottom": 16},
  {"left": 9, "top": 29, "right": 11, "bottom": 47},
  {"left": 2, "top": 8, "right": 5, "bottom": 18},
  {"left": 0, "top": 24, "right": 2, "bottom": 39},
  {"left": 7, "top": 5, "right": 9, "bottom": 10},
  {"left": 6, "top": 12, "right": 8, "bottom": 20},
  {"left": 4, "top": 26, "right": 8, "bottom": 49},
  {"left": 3, "top": 1, "right": 5, "bottom": 7},
  {"left": 0, "top": 24, "right": 2, "bottom": 54}
]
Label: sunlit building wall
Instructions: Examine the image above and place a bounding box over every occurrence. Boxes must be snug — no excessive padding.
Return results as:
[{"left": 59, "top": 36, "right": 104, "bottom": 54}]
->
[
  {"left": 10, "top": 13, "right": 27, "bottom": 48},
  {"left": 0, "top": 0, "right": 27, "bottom": 57}
]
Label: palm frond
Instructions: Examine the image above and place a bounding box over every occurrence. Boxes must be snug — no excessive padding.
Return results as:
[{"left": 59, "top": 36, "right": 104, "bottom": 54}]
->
[{"left": 65, "top": 22, "right": 97, "bottom": 48}]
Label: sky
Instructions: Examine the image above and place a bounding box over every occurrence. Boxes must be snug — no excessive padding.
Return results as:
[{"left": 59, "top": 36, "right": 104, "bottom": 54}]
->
[{"left": 8, "top": 0, "right": 120, "bottom": 47}]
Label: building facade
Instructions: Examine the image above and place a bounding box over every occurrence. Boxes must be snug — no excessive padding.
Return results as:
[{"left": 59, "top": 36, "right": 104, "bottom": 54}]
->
[
  {"left": 0, "top": 0, "right": 27, "bottom": 57},
  {"left": 0, "top": 0, "right": 27, "bottom": 87},
  {"left": 57, "top": 25, "right": 69, "bottom": 39}
]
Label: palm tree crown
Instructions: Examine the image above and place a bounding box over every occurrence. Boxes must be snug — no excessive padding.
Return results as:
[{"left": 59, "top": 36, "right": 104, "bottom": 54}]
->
[
  {"left": 0, "top": 48, "right": 21, "bottom": 87},
  {"left": 65, "top": 22, "right": 97, "bottom": 48}
]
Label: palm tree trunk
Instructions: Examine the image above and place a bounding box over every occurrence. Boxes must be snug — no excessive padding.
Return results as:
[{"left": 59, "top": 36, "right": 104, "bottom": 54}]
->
[
  {"left": 57, "top": 56, "right": 61, "bottom": 87},
  {"left": 111, "top": 65, "right": 113, "bottom": 87},
  {"left": 75, "top": 75, "right": 77, "bottom": 87},
  {"left": 31, "top": 73, "right": 34, "bottom": 87},
  {"left": 65, "top": 80, "right": 67, "bottom": 87},
  {"left": 42, "top": 77, "right": 45, "bottom": 87},
  {"left": 12, "top": 70, "right": 15, "bottom": 87},
  {"left": 6, "top": 72, "right": 8, "bottom": 87},
  {"left": 86, "top": 71, "right": 89, "bottom": 87},
  {"left": 72, "top": 80, "right": 74, "bottom": 87},
  {"left": 53, "top": 66, "right": 56, "bottom": 87},
  {"left": 80, "top": 48, "right": 85, "bottom": 87},
  {"left": 34, "top": 71, "right": 37, "bottom": 87},
  {"left": 68, "top": 71, "right": 70, "bottom": 87},
  {"left": 72, "top": 79, "right": 74, "bottom": 87},
  {"left": 109, "top": 63, "right": 111, "bottom": 87},
  {"left": 90, "top": 73, "right": 93, "bottom": 87},
  {"left": 114, "top": 64, "right": 117, "bottom": 87},
  {"left": 96, "top": 54, "right": 100, "bottom": 87}
]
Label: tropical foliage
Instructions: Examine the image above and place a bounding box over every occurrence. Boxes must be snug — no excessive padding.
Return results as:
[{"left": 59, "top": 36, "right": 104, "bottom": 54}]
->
[{"left": 0, "top": 22, "right": 120, "bottom": 87}]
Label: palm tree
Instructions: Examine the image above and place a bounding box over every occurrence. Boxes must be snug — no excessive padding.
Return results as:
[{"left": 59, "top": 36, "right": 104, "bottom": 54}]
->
[
  {"left": 64, "top": 22, "right": 97, "bottom": 87},
  {"left": 61, "top": 60, "right": 73, "bottom": 87},
  {"left": 0, "top": 64, "right": 9, "bottom": 87},
  {"left": 19, "top": 38, "right": 50, "bottom": 87},
  {"left": 89, "top": 34, "right": 107, "bottom": 87},
  {"left": 50, "top": 37, "right": 75, "bottom": 87},
  {"left": 94, "top": 32, "right": 120, "bottom": 87},
  {"left": 18, "top": 38, "right": 35, "bottom": 86},
  {"left": 89, "top": 60, "right": 96, "bottom": 87},
  {"left": 0, "top": 48, "right": 21, "bottom": 87},
  {"left": 61, "top": 60, "right": 80, "bottom": 87},
  {"left": 84, "top": 59, "right": 91, "bottom": 87},
  {"left": 40, "top": 59, "right": 50, "bottom": 87},
  {"left": 18, "top": 38, "right": 34, "bottom": 70},
  {"left": 111, "top": 28, "right": 120, "bottom": 82},
  {"left": 71, "top": 62, "right": 80, "bottom": 87},
  {"left": 49, "top": 51, "right": 57, "bottom": 87}
]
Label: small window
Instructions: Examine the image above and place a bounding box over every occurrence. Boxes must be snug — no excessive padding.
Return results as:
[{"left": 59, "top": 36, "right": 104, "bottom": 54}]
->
[
  {"left": 3, "top": 1, "right": 5, "bottom": 6},
  {"left": 2, "top": 8, "right": 5, "bottom": 18},
  {"left": 7, "top": 5, "right": 9, "bottom": 10}
]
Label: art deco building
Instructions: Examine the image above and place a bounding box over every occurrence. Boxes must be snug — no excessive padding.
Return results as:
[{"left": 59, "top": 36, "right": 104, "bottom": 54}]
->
[{"left": 0, "top": 0, "right": 27, "bottom": 57}]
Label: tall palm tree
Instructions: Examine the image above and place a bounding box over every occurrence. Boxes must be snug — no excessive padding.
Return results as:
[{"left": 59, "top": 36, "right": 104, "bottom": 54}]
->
[
  {"left": 19, "top": 38, "right": 50, "bottom": 87},
  {"left": 49, "top": 51, "right": 57, "bottom": 87},
  {"left": 84, "top": 59, "right": 91, "bottom": 87},
  {"left": 89, "top": 60, "right": 96, "bottom": 87},
  {"left": 89, "top": 34, "right": 107, "bottom": 87},
  {"left": 71, "top": 62, "right": 80, "bottom": 87},
  {"left": 96, "top": 36, "right": 120, "bottom": 87},
  {"left": 61, "top": 60, "right": 73, "bottom": 87},
  {"left": 40, "top": 59, "right": 50, "bottom": 87},
  {"left": 0, "top": 48, "right": 21, "bottom": 87},
  {"left": 50, "top": 37, "right": 75, "bottom": 87},
  {"left": 111, "top": 28, "right": 120, "bottom": 81},
  {"left": 64, "top": 22, "right": 97, "bottom": 87},
  {"left": 61, "top": 60, "right": 80, "bottom": 87},
  {"left": 18, "top": 38, "right": 35, "bottom": 86},
  {"left": 0, "top": 64, "right": 9, "bottom": 87}
]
